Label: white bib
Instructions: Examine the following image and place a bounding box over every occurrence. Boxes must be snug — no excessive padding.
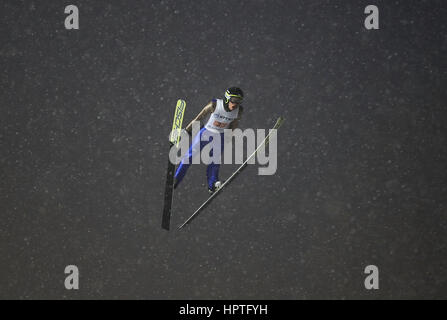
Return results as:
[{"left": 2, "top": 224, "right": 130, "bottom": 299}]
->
[{"left": 205, "top": 99, "right": 239, "bottom": 133}]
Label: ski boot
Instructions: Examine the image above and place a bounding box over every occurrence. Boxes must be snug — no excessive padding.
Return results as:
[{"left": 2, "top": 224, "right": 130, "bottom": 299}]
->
[{"left": 208, "top": 180, "right": 223, "bottom": 194}]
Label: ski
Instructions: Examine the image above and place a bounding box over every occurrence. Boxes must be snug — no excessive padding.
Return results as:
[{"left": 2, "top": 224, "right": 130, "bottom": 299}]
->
[
  {"left": 178, "top": 116, "right": 284, "bottom": 229},
  {"left": 161, "top": 99, "right": 186, "bottom": 230}
]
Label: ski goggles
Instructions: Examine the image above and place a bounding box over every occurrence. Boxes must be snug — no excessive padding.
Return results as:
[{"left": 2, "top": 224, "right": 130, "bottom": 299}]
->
[{"left": 229, "top": 97, "right": 243, "bottom": 105}]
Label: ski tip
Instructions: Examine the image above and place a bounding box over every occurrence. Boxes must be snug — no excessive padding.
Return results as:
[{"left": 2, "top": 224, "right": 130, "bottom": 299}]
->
[
  {"left": 161, "top": 219, "right": 171, "bottom": 231},
  {"left": 178, "top": 215, "right": 194, "bottom": 229},
  {"left": 275, "top": 116, "right": 285, "bottom": 127}
]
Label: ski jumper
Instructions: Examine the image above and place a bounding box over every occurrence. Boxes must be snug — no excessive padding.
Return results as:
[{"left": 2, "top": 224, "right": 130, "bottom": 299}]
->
[{"left": 174, "top": 98, "right": 243, "bottom": 189}]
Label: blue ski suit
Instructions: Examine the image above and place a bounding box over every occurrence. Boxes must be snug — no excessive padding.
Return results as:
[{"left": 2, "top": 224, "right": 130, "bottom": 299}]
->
[
  {"left": 174, "top": 127, "right": 224, "bottom": 190},
  {"left": 174, "top": 99, "right": 242, "bottom": 190}
]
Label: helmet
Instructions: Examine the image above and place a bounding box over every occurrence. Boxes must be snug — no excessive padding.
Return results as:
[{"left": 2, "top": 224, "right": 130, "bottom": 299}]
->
[{"left": 224, "top": 87, "right": 244, "bottom": 106}]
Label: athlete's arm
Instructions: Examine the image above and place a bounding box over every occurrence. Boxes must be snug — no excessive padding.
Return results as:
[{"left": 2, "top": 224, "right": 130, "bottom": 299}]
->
[
  {"left": 184, "top": 101, "right": 216, "bottom": 134},
  {"left": 228, "top": 106, "right": 244, "bottom": 130}
]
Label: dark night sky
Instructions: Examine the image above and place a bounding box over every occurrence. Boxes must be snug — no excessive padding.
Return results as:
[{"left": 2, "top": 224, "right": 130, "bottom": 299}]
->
[{"left": 1, "top": 0, "right": 446, "bottom": 299}]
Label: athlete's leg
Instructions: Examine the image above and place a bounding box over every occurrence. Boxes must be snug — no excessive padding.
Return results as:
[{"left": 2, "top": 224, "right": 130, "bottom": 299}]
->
[
  {"left": 174, "top": 127, "right": 206, "bottom": 188},
  {"left": 206, "top": 132, "right": 225, "bottom": 190}
]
